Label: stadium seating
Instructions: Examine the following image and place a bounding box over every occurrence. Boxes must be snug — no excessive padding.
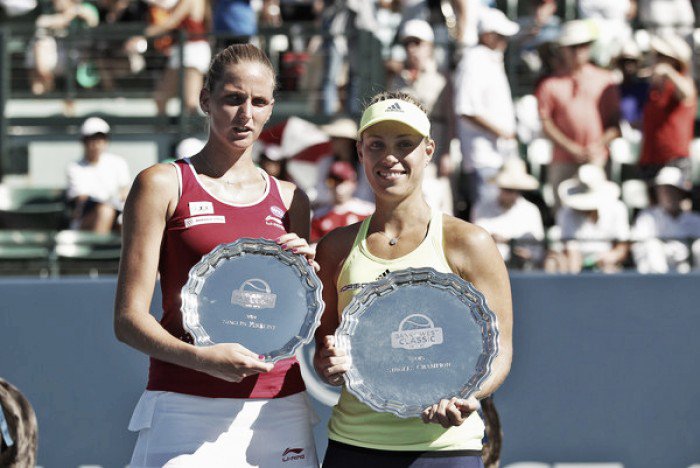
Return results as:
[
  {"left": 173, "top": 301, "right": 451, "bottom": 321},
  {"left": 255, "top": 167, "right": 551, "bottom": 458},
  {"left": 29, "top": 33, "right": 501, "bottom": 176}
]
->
[
  {"left": 0, "top": 230, "right": 54, "bottom": 277},
  {"left": 0, "top": 186, "right": 67, "bottom": 230},
  {"left": 53, "top": 230, "right": 121, "bottom": 277}
]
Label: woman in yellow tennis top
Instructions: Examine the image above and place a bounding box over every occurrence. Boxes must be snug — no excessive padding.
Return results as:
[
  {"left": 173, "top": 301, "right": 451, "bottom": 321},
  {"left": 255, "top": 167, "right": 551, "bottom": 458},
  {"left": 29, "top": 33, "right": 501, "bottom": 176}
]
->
[{"left": 313, "top": 91, "right": 513, "bottom": 467}]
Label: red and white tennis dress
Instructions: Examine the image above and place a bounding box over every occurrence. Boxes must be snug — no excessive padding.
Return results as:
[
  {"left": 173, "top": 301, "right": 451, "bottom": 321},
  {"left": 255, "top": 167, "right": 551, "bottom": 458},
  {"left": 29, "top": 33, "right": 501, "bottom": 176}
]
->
[{"left": 128, "top": 159, "right": 318, "bottom": 467}]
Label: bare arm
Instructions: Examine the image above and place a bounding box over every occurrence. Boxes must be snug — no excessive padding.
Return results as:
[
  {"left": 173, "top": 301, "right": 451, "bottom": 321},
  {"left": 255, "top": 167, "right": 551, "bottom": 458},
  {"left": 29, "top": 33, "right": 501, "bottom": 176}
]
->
[
  {"left": 461, "top": 114, "right": 515, "bottom": 140},
  {"left": 312, "top": 226, "right": 357, "bottom": 385},
  {"left": 444, "top": 217, "right": 513, "bottom": 399},
  {"left": 652, "top": 64, "right": 697, "bottom": 104},
  {"left": 114, "top": 164, "right": 272, "bottom": 382},
  {"left": 422, "top": 217, "right": 513, "bottom": 427},
  {"left": 144, "top": 0, "right": 195, "bottom": 37}
]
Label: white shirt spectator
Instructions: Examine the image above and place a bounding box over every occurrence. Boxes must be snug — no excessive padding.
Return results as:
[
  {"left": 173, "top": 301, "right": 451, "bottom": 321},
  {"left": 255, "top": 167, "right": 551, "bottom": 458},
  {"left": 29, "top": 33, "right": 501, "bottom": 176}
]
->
[
  {"left": 631, "top": 206, "right": 700, "bottom": 273},
  {"left": 454, "top": 44, "right": 517, "bottom": 173},
  {"left": 473, "top": 196, "right": 544, "bottom": 262},
  {"left": 558, "top": 200, "right": 630, "bottom": 259},
  {"left": 66, "top": 153, "right": 131, "bottom": 210}
]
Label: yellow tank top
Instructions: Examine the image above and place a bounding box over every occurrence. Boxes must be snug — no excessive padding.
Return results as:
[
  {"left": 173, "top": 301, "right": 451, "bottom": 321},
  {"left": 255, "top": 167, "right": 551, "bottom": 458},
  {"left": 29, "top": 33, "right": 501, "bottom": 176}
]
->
[{"left": 329, "top": 210, "right": 485, "bottom": 451}]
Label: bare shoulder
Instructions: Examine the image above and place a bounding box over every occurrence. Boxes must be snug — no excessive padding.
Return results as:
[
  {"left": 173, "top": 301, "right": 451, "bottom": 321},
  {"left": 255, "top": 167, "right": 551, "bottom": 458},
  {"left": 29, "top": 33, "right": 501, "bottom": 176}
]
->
[
  {"left": 315, "top": 223, "right": 362, "bottom": 274},
  {"left": 442, "top": 214, "right": 502, "bottom": 279},
  {"left": 134, "top": 162, "right": 179, "bottom": 192},
  {"left": 277, "top": 179, "right": 308, "bottom": 208},
  {"left": 125, "top": 163, "right": 179, "bottom": 214}
]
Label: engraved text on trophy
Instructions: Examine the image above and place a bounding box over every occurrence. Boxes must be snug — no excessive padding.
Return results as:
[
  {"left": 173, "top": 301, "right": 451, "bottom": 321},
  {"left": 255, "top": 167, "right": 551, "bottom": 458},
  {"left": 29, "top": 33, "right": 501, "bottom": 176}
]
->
[{"left": 390, "top": 314, "right": 444, "bottom": 350}]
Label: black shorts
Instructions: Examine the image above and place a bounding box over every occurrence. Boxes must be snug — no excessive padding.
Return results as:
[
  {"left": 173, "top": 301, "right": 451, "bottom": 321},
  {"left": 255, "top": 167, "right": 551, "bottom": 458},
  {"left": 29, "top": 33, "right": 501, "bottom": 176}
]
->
[{"left": 323, "top": 440, "right": 484, "bottom": 468}]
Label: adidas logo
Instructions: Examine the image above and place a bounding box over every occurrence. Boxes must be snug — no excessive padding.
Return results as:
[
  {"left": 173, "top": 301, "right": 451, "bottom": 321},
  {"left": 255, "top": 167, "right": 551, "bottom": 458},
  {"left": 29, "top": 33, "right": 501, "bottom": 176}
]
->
[{"left": 385, "top": 102, "right": 404, "bottom": 112}]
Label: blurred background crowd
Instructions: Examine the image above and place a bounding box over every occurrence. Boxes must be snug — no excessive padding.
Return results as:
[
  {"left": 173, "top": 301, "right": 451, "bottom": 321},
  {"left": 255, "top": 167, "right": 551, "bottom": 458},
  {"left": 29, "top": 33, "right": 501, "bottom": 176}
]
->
[{"left": 1, "top": 0, "right": 700, "bottom": 276}]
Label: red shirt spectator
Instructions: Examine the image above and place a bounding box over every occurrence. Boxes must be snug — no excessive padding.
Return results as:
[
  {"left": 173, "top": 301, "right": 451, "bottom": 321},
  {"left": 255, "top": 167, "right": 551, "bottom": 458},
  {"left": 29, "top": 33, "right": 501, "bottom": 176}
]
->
[
  {"left": 638, "top": 32, "right": 697, "bottom": 181},
  {"left": 310, "top": 161, "right": 374, "bottom": 242}
]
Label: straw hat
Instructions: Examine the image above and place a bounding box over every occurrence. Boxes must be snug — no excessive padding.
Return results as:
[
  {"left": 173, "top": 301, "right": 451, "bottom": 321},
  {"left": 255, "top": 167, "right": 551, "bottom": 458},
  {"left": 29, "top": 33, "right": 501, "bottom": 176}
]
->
[
  {"left": 319, "top": 118, "right": 358, "bottom": 141},
  {"left": 495, "top": 159, "right": 539, "bottom": 191},
  {"left": 650, "top": 32, "right": 692, "bottom": 66},
  {"left": 558, "top": 20, "right": 597, "bottom": 47},
  {"left": 559, "top": 164, "right": 620, "bottom": 211}
]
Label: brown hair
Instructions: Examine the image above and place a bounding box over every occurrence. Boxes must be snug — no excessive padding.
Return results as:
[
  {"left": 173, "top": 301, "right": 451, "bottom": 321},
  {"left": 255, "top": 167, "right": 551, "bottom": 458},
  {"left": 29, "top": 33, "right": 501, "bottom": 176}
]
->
[
  {"left": 365, "top": 90, "right": 428, "bottom": 114},
  {"left": 205, "top": 43, "right": 276, "bottom": 91}
]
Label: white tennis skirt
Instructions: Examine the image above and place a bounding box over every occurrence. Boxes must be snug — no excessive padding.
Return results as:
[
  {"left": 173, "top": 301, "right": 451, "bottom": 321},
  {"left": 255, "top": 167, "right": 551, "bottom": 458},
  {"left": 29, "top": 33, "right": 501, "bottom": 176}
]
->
[{"left": 128, "top": 390, "right": 319, "bottom": 468}]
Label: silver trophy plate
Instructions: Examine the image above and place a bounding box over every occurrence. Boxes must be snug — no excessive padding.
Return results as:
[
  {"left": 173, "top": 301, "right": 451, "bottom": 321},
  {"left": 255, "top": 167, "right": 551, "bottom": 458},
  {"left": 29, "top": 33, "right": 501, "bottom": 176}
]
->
[
  {"left": 181, "top": 238, "right": 324, "bottom": 363},
  {"left": 335, "top": 268, "right": 499, "bottom": 418}
]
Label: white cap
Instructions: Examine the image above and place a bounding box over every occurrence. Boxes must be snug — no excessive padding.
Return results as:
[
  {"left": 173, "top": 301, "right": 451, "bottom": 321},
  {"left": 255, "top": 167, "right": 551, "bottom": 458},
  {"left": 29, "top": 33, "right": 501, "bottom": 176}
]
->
[
  {"left": 400, "top": 19, "right": 435, "bottom": 43},
  {"left": 478, "top": 8, "right": 520, "bottom": 37},
  {"left": 558, "top": 20, "right": 596, "bottom": 47},
  {"left": 175, "top": 137, "right": 206, "bottom": 160},
  {"left": 654, "top": 166, "right": 689, "bottom": 191},
  {"left": 80, "top": 117, "right": 110, "bottom": 137}
]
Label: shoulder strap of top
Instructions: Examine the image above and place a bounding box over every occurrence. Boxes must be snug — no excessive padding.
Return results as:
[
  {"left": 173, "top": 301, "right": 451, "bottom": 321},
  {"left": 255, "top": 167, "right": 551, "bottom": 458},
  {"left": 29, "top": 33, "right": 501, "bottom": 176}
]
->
[
  {"left": 353, "top": 215, "right": 372, "bottom": 250},
  {"left": 171, "top": 160, "right": 183, "bottom": 199},
  {"left": 428, "top": 211, "right": 453, "bottom": 272}
]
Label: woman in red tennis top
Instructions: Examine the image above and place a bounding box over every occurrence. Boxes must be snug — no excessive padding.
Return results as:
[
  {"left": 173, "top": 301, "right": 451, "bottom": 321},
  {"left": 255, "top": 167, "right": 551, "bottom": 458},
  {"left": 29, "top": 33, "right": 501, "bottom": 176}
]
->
[{"left": 114, "top": 44, "right": 319, "bottom": 467}]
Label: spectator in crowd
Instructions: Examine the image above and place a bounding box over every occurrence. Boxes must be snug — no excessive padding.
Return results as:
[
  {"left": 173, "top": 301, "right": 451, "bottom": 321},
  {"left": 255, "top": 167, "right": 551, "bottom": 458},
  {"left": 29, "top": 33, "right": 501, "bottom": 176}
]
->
[
  {"left": 549, "top": 164, "right": 630, "bottom": 273},
  {"left": 632, "top": 166, "right": 700, "bottom": 273},
  {"left": 0, "top": 379, "right": 38, "bottom": 468},
  {"left": 258, "top": 149, "right": 295, "bottom": 184},
  {"left": 128, "top": 0, "right": 211, "bottom": 116},
  {"left": 473, "top": 158, "right": 544, "bottom": 269},
  {"left": 319, "top": 0, "right": 377, "bottom": 115},
  {"left": 212, "top": 0, "right": 257, "bottom": 48},
  {"left": 94, "top": 0, "right": 149, "bottom": 91},
  {"left": 637, "top": 32, "right": 696, "bottom": 186},
  {"left": 454, "top": 7, "right": 520, "bottom": 218},
  {"left": 577, "top": 0, "right": 635, "bottom": 67},
  {"left": 66, "top": 117, "right": 131, "bottom": 233},
  {"left": 614, "top": 40, "right": 649, "bottom": 138},
  {"left": 515, "top": 0, "right": 561, "bottom": 76},
  {"left": 389, "top": 19, "right": 452, "bottom": 173},
  {"left": 310, "top": 161, "right": 374, "bottom": 243},
  {"left": 535, "top": 19, "right": 621, "bottom": 210},
  {"left": 314, "top": 117, "right": 373, "bottom": 208},
  {"left": 637, "top": 0, "right": 695, "bottom": 36},
  {"left": 28, "top": 0, "right": 99, "bottom": 95}
]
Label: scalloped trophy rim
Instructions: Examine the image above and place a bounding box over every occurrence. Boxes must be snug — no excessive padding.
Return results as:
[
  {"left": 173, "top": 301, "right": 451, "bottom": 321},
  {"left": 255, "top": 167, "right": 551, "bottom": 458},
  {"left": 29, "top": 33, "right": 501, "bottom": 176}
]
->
[
  {"left": 335, "top": 267, "right": 499, "bottom": 418},
  {"left": 181, "top": 237, "right": 325, "bottom": 363}
]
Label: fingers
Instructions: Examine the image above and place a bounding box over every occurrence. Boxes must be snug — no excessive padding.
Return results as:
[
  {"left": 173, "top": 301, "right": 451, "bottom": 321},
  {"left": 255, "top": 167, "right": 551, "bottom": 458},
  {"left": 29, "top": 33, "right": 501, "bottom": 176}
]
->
[
  {"left": 422, "top": 397, "right": 478, "bottom": 427},
  {"left": 276, "top": 234, "right": 317, "bottom": 268},
  {"left": 318, "top": 335, "right": 348, "bottom": 385}
]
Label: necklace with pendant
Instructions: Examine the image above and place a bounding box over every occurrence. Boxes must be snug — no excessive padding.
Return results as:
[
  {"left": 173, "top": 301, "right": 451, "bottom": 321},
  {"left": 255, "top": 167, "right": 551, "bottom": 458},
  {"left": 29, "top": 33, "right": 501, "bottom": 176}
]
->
[{"left": 377, "top": 231, "right": 400, "bottom": 246}]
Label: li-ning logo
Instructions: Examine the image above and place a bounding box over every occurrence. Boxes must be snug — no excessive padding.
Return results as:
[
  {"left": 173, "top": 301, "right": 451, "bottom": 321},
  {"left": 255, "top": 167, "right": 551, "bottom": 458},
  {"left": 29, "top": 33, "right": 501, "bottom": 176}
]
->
[
  {"left": 230, "top": 279, "right": 277, "bottom": 309},
  {"left": 282, "top": 447, "right": 305, "bottom": 462},
  {"left": 391, "top": 314, "right": 443, "bottom": 350},
  {"left": 385, "top": 102, "right": 404, "bottom": 112}
]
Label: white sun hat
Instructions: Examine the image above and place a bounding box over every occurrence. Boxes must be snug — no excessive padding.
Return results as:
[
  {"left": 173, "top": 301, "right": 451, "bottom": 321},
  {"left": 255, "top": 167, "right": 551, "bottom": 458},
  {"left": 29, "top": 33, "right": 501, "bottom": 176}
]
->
[
  {"left": 559, "top": 164, "right": 620, "bottom": 211},
  {"left": 558, "top": 20, "right": 597, "bottom": 47}
]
